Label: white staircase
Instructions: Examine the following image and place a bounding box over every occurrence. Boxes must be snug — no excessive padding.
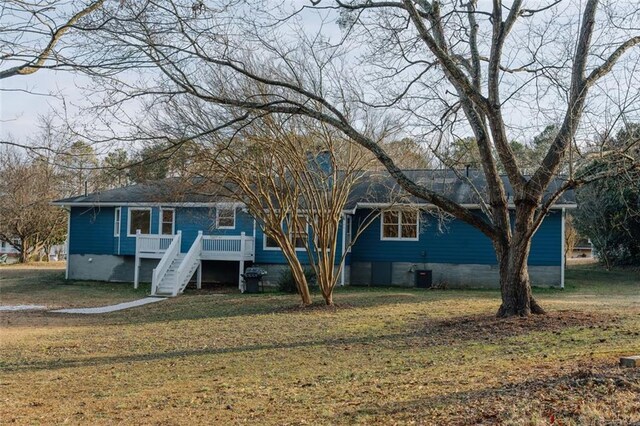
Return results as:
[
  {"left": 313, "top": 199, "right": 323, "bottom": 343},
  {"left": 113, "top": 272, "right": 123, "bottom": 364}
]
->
[{"left": 151, "top": 232, "right": 202, "bottom": 297}]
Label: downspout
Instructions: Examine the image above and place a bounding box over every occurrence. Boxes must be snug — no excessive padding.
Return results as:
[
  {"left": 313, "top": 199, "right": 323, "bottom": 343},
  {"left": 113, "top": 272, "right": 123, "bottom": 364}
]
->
[
  {"left": 117, "top": 208, "right": 121, "bottom": 256},
  {"left": 560, "top": 208, "right": 566, "bottom": 289},
  {"left": 252, "top": 218, "right": 256, "bottom": 261},
  {"left": 340, "top": 214, "right": 346, "bottom": 286},
  {"left": 65, "top": 207, "right": 71, "bottom": 280}
]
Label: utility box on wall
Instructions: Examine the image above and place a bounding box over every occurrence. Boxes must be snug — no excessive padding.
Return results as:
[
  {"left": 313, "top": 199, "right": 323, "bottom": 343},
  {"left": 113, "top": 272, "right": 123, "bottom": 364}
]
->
[{"left": 415, "top": 269, "right": 432, "bottom": 288}]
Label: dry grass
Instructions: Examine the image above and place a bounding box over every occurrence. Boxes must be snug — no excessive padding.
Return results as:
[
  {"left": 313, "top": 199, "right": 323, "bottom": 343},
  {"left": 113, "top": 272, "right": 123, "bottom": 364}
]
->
[{"left": 0, "top": 264, "right": 638, "bottom": 425}]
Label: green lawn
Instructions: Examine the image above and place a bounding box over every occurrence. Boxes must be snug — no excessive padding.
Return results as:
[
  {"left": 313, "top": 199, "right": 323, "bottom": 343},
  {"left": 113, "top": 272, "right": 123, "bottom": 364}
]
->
[{"left": 1, "top": 264, "right": 638, "bottom": 425}]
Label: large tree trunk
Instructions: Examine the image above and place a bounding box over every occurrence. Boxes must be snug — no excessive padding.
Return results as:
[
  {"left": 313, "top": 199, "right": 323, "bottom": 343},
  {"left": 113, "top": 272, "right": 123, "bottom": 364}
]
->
[{"left": 496, "top": 206, "right": 547, "bottom": 317}]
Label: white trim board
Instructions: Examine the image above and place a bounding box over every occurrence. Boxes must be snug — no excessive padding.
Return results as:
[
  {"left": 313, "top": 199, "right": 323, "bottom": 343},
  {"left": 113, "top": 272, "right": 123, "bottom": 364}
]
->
[{"left": 55, "top": 200, "right": 577, "bottom": 211}]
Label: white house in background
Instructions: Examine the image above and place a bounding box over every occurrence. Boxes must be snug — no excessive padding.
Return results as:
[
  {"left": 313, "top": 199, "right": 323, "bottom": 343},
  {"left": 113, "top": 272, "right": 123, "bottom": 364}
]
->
[
  {"left": 0, "top": 239, "right": 20, "bottom": 258},
  {"left": 0, "top": 239, "right": 66, "bottom": 262}
]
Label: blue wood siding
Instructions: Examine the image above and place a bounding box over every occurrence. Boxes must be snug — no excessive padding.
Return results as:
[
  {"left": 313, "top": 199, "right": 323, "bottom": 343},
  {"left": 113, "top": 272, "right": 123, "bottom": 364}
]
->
[
  {"left": 117, "top": 206, "right": 256, "bottom": 255},
  {"left": 175, "top": 207, "right": 254, "bottom": 252},
  {"left": 68, "top": 205, "right": 562, "bottom": 267},
  {"left": 69, "top": 207, "right": 116, "bottom": 255},
  {"left": 71, "top": 206, "right": 257, "bottom": 256},
  {"left": 350, "top": 209, "right": 562, "bottom": 266},
  {"left": 254, "top": 220, "right": 346, "bottom": 265}
]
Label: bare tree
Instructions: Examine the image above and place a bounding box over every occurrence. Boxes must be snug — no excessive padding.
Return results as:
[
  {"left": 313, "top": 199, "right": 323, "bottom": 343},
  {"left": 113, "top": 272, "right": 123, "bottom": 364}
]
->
[
  {"left": 74, "top": 0, "right": 639, "bottom": 316},
  {"left": 188, "top": 114, "right": 378, "bottom": 305},
  {"left": 564, "top": 213, "right": 578, "bottom": 261},
  {"left": 0, "top": 147, "right": 67, "bottom": 262}
]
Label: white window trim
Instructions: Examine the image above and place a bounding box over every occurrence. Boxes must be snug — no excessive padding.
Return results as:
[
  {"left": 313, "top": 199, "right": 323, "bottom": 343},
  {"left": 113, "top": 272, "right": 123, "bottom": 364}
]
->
[
  {"left": 380, "top": 210, "right": 420, "bottom": 241},
  {"left": 114, "top": 207, "right": 121, "bottom": 237},
  {"left": 216, "top": 207, "right": 236, "bottom": 229},
  {"left": 261, "top": 218, "right": 309, "bottom": 252},
  {"left": 291, "top": 216, "right": 309, "bottom": 251},
  {"left": 127, "top": 207, "right": 153, "bottom": 237},
  {"left": 263, "top": 232, "right": 282, "bottom": 251},
  {"left": 159, "top": 208, "right": 176, "bottom": 235}
]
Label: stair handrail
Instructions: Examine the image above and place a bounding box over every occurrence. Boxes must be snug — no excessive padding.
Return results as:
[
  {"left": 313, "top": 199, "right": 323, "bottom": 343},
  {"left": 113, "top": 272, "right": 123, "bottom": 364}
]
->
[
  {"left": 151, "top": 231, "right": 182, "bottom": 295},
  {"left": 175, "top": 231, "right": 203, "bottom": 295}
]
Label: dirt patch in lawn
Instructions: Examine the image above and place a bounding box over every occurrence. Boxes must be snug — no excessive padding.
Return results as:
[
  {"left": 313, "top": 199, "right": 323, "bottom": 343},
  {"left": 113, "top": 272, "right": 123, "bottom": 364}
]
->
[
  {"left": 424, "top": 310, "right": 623, "bottom": 339},
  {"left": 274, "top": 301, "right": 355, "bottom": 314}
]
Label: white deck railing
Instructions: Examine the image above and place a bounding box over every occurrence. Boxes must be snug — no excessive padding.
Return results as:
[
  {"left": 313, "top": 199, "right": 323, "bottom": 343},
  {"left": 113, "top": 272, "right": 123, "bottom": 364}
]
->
[
  {"left": 150, "top": 231, "right": 181, "bottom": 295},
  {"left": 201, "top": 232, "right": 254, "bottom": 260},
  {"left": 136, "top": 232, "right": 175, "bottom": 255},
  {"left": 174, "top": 232, "right": 203, "bottom": 295},
  {"left": 137, "top": 232, "right": 255, "bottom": 262}
]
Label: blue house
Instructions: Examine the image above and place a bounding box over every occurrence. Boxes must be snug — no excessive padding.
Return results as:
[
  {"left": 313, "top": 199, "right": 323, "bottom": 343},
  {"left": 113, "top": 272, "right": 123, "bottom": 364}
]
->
[{"left": 53, "top": 170, "right": 575, "bottom": 295}]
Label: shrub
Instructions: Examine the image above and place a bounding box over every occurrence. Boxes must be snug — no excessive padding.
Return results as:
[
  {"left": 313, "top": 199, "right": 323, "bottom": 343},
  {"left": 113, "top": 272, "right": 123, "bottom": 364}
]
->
[{"left": 277, "top": 267, "right": 316, "bottom": 293}]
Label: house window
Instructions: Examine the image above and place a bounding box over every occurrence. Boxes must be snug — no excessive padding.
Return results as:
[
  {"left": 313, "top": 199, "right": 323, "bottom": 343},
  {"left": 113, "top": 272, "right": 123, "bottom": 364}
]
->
[
  {"left": 114, "top": 207, "right": 121, "bottom": 237},
  {"left": 216, "top": 207, "right": 235, "bottom": 229},
  {"left": 381, "top": 210, "right": 418, "bottom": 240},
  {"left": 263, "top": 216, "right": 308, "bottom": 250},
  {"left": 160, "top": 209, "right": 175, "bottom": 235},
  {"left": 291, "top": 216, "right": 308, "bottom": 249},
  {"left": 264, "top": 234, "right": 280, "bottom": 250},
  {"left": 128, "top": 208, "right": 151, "bottom": 236}
]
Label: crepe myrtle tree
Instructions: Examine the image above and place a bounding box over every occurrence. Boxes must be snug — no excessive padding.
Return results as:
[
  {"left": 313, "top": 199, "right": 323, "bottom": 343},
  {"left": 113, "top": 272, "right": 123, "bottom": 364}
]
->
[
  {"left": 76, "top": 0, "right": 640, "bottom": 316},
  {"left": 186, "top": 114, "right": 379, "bottom": 305}
]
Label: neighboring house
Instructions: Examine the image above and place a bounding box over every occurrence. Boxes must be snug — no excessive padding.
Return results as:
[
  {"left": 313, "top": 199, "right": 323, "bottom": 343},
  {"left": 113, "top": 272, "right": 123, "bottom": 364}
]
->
[
  {"left": 0, "top": 239, "right": 20, "bottom": 259},
  {"left": 571, "top": 237, "right": 594, "bottom": 258},
  {"left": 52, "top": 170, "right": 576, "bottom": 296},
  {"left": 0, "top": 239, "right": 65, "bottom": 261}
]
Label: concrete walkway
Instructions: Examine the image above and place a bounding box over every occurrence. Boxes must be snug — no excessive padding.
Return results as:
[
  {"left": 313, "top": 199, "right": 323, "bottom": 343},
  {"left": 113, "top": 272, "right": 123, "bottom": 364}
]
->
[
  {"left": 50, "top": 297, "right": 166, "bottom": 314},
  {"left": 0, "top": 305, "right": 47, "bottom": 312}
]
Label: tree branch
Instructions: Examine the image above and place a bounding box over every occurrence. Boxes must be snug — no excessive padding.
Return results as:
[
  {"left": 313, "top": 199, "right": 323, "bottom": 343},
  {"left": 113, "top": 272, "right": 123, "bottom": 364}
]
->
[{"left": 0, "top": 0, "right": 105, "bottom": 80}]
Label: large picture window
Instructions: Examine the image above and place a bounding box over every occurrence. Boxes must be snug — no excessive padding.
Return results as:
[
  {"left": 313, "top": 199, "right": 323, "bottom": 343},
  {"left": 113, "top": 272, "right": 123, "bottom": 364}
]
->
[
  {"left": 381, "top": 210, "right": 418, "bottom": 240},
  {"left": 128, "top": 208, "right": 151, "bottom": 236},
  {"left": 216, "top": 207, "right": 235, "bottom": 229},
  {"left": 160, "top": 209, "right": 175, "bottom": 235}
]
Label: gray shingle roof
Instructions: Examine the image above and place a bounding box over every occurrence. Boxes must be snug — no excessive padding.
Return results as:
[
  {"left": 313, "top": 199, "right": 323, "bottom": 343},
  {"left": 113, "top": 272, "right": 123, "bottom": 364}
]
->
[
  {"left": 344, "top": 169, "right": 576, "bottom": 209},
  {"left": 53, "top": 178, "right": 219, "bottom": 205},
  {"left": 53, "top": 170, "right": 576, "bottom": 208}
]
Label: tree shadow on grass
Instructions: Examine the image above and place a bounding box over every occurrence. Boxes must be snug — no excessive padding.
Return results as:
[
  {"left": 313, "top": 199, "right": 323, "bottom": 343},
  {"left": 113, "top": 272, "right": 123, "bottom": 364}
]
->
[
  {"left": 1, "top": 310, "right": 623, "bottom": 374},
  {"left": 22, "top": 289, "right": 471, "bottom": 327}
]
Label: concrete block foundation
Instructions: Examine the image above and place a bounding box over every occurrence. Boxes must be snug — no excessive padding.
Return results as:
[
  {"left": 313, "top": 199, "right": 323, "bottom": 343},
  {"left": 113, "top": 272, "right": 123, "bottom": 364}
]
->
[{"left": 350, "top": 261, "right": 561, "bottom": 288}]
